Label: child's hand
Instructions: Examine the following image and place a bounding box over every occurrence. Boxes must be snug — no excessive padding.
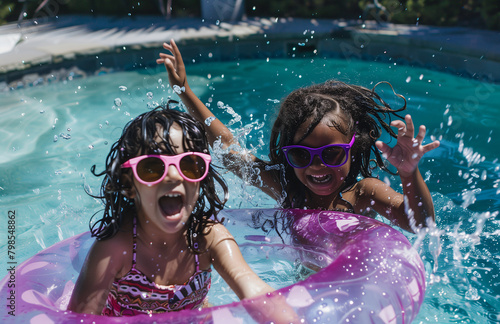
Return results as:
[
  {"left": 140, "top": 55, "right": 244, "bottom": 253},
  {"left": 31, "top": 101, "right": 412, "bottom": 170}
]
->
[
  {"left": 375, "top": 114, "right": 440, "bottom": 177},
  {"left": 156, "top": 39, "right": 187, "bottom": 93}
]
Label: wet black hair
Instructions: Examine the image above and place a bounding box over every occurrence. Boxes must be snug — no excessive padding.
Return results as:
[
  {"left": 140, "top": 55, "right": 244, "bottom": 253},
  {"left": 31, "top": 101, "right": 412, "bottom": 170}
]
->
[
  {"left": 269, "top": 80, "right": 406, "bottom": 208},
  {"left": 89, "top": 102, "right": 228, "bottom": 252}
]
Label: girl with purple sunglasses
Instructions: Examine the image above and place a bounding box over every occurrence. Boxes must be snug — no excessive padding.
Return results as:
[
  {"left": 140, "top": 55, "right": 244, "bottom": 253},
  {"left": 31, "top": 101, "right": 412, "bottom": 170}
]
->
[
  {"left": 68, "top": 105, "right": 297, "bottom": 323},
  {"left": 158, "top": 40, "right": 440, "bottom": 233}
]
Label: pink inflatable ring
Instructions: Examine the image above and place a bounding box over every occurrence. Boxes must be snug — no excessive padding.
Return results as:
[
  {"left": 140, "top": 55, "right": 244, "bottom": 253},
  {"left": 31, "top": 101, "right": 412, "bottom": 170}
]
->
[{"left": 0, "top": 209, "right": 425, "bottom": 323}]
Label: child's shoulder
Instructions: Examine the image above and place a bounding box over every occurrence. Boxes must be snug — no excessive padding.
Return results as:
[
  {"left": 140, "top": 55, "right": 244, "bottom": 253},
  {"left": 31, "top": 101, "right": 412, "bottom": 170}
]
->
[
  {"left": 88, "top": 228, "right": 134, "bottom": 272},
  {"left": 355, "top": 177, "right": 391, "bottom": 191},
  {"left": 95, "top": 229, "right": 132, "bottom": 249},
  {"left": 202, "top": 222, "right": 235, "bottom": 249},
  {"left": 347, "top": 177, "right": 391, "bottom": 201}
]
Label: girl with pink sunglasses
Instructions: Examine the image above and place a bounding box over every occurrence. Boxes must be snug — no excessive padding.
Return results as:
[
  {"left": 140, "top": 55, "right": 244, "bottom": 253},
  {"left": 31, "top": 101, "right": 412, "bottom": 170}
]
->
[
  {"left": 158, "top": 40, "right": 440, "bottom": 233},
  {"left": 68, "top": 105, "right": 297, "bottom": 323}
]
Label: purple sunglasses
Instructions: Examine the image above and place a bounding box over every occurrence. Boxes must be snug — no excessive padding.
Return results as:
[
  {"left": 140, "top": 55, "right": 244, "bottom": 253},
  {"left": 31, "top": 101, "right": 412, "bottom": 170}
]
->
[{"left": 282, "top": 133, "right": 356, "bottom": 169}]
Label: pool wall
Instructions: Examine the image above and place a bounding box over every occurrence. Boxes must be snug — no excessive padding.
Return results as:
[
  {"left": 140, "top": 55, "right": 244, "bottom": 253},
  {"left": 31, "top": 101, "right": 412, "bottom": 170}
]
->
[{"left": 1, "top": 15, "right": 499, "bottom": 91}]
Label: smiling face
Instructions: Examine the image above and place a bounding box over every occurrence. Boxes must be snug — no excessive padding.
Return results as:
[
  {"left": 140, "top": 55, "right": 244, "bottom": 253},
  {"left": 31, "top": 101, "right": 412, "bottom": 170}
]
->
[
  {"left": 292, "top": 111, "right": 352, "bottom": 202},
  {"left": 130, "top": 123, "right": 200, "bottom": 238}
]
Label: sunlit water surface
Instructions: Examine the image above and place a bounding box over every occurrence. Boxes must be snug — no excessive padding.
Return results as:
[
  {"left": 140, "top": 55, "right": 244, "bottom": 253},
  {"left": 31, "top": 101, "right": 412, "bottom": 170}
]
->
[{"left": 1, "top": 57, "right": 499, "bottom": 323}]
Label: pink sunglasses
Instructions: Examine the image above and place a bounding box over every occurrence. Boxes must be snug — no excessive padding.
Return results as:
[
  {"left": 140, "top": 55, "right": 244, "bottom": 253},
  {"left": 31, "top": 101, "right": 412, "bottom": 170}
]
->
[{"left": 121, "top": 152, "right": 211, "bottom": 185}]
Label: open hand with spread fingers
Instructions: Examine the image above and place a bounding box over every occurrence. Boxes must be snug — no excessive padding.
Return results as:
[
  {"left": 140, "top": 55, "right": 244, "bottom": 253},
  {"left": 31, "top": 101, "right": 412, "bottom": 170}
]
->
[
  {"left": 375, "top": 114, "right": 440, "bottom": 178},
  {"left": 156, "top": 39, "right": 187, "bottom": 93}
]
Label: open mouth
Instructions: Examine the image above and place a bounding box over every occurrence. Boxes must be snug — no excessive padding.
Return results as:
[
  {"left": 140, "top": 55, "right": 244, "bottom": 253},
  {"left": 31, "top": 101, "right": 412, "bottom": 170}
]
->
[
  {"left": 308, "top": 174, "right": 332, "bottom": 184},
  {"left": 159, "top": 193, "right": 183, "bottom": 217}
]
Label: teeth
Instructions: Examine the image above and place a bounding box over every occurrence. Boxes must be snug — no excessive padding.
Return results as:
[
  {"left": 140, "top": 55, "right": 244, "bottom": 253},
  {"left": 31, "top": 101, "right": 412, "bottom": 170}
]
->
[
  {"left": 165, "top": 193, "right": 181, "bottom": 197},
  {"left": 310, "top": 174, "right": 331, "bottom": 184}
]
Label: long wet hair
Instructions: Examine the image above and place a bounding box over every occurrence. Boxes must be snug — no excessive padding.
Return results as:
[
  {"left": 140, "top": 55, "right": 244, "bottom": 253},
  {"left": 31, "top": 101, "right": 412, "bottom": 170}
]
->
[
  {"left": 89, "top": 102, "right": 228, "bottom": 252},
  {"left": 269, "top": 80, "right": 406, "bottom": 208}
]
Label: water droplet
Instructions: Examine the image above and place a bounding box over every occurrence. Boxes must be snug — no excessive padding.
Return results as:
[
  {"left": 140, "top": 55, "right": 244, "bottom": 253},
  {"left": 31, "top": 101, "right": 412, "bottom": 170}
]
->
[
  {"left": 114, "top": 98, "right": 122, "bottom": 106},
  {"left": 53, "top": 135, "right": 58, "bottom": 142},
  {"left": 406, "top": 76, "right": 411, "bottom": 83},
  {"left": 146, "top": 92, "right": 153, "bottom": 99},
  {"left": 119, "top": 86, "right": 127, "bottom": 91},
  {"left": 464, "top": 287, "right": 480, "bottom": 301},
  {"left": 205, "top": 116, "right": 216, "bottom": 126}
]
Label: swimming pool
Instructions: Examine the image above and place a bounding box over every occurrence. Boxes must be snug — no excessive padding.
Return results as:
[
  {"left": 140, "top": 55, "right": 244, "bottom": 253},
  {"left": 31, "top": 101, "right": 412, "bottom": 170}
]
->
[{"left": 1, "top": 56, "right": 499, "bottom": 323}]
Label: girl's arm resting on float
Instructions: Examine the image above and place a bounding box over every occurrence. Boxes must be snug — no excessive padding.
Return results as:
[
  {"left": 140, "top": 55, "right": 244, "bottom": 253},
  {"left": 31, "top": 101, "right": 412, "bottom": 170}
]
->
[
  {"left": 209, "top": 224, "right": 274, "bottom": 299},
  {"left": 157, "top": 40, "right": 283, "bottom": 199},
  {"left": 209, "top": 224, "right": 298, "bottom": 323},
  {"left": 374, "top": 114, "right": 439, "bottom": 231},
  {"left": 67, "top": 239, "right": 122, "bottom": 314}
]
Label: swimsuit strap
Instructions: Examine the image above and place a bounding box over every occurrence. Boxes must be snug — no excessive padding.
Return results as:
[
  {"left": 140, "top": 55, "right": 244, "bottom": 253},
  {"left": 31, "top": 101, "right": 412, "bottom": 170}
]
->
[
  {"left": 194, "top": 254, "right": 200, "bottom": 273},
  {"left": 131, "top": 217, "right": 138, "bottom": 270},
  {"left": 338, "top": 192, "right": 355, "bottom": 213},
  {"left": 131, "top": 217, "right": 201, "bottom": 273}
]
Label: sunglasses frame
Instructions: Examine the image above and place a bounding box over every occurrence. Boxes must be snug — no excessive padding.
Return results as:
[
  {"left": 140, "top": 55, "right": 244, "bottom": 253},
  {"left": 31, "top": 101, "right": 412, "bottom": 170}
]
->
[
  {"left": 121, "top": 152, "right": 211, "bottom": 185},
  {"left": 282, "top": 133, "right": 356, "bottom": 169}
]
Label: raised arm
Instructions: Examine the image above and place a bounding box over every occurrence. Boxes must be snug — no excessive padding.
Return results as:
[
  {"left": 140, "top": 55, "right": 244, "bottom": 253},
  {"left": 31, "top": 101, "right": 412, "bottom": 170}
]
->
[
  {"left": 157, "top": 40, "right": 283, "bottom": 199},
  {"left": 157, "top": 40, "right": 236, "bottom": 148},
  {"left": 373, "top": 114, "right": 440, "bottom": 231}
]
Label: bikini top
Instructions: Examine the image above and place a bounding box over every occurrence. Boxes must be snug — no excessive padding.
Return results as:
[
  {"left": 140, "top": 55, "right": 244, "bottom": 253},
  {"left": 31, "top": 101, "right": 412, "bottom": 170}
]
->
[{"left": 102, "top": 218, "right": 211, "bottom": 316}]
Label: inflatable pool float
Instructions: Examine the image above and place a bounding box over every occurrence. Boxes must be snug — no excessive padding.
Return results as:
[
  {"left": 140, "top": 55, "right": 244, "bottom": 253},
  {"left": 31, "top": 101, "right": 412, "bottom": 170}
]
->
[{"left": 0, "top": 209, "right": 425, "bottom": 323}]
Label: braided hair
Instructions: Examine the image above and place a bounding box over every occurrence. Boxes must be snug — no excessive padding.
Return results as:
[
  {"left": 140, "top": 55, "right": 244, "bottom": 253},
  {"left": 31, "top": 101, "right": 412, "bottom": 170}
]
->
[{"left": 269, "top": 80, "right": 406, "bottom": 208}]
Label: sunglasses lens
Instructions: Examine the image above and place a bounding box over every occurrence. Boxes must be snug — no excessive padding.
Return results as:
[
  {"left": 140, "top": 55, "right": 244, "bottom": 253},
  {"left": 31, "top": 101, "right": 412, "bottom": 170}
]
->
[
  {"left": 287, "top": 148, "right": 311, "bottom": 168},
  {"left": 137, "top": 157, "right": 165, "bottom": 183},
  {"left": 322, "top": 146, "right": 346, "bottom": 166},
  {"left": 179, "top": 155, "right": 206, "bottom": 180}
]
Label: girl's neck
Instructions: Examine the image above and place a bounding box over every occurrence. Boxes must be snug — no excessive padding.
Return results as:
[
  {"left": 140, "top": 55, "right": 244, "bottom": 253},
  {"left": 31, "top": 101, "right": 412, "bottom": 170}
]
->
[
  {"left": 305, "top": 190, "right": 341, "bottom": 210},
  {"left": 135, "top": 218, "right": 187, "bottom": 248}
]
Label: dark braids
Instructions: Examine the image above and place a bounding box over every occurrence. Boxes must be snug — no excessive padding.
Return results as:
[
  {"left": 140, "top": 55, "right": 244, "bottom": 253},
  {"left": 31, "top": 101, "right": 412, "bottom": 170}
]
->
[{"left": 269, "top": 80, "right": 406, "bottom": 208}]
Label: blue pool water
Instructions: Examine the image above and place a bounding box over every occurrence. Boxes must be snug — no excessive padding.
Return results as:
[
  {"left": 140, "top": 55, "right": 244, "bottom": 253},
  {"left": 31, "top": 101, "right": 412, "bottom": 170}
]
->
[{"left": 1, "top": 57, "right": 499, "bottom": 323}]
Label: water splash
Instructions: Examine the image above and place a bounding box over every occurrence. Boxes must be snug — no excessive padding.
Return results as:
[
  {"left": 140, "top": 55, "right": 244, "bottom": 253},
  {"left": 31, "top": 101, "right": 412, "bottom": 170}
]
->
[
  {"left": 217, "top": 101, "right": 242, "bottom": 126},
  {"left": 205, "top": 116, "right": 216, "bottom": 126}
]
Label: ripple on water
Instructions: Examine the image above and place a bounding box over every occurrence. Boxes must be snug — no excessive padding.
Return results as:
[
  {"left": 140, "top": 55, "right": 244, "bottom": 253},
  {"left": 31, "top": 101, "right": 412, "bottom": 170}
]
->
[{"left": 0, "top": 97, "right": 57, "bottom": 164}]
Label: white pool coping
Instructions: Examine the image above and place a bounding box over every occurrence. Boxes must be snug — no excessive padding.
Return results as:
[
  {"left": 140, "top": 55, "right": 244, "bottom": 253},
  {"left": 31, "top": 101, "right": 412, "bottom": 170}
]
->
[{"left": 0, "top": 15, "right": 499, "bottom": 90}]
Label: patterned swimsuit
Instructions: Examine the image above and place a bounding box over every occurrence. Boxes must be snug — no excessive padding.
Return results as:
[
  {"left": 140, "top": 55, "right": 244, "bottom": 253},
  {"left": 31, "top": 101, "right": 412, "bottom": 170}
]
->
[{"left": 102, "top": 219, "right": 211, "bottom": 316}]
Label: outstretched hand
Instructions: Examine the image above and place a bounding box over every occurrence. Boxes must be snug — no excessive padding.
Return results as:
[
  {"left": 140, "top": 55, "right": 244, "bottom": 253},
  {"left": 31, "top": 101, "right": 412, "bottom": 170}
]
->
[
  {"left": 156, "top": 39, "right": 187, "bottom": 91},
  {"left": 375, "top": 114, "right": 440, "bottom": 177}
]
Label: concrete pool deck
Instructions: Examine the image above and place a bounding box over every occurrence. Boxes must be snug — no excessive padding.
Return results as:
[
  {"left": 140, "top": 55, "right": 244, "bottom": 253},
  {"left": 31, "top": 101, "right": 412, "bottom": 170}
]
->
[{"left": 0, "top": 15, "right": 499, "bottom": 90}]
